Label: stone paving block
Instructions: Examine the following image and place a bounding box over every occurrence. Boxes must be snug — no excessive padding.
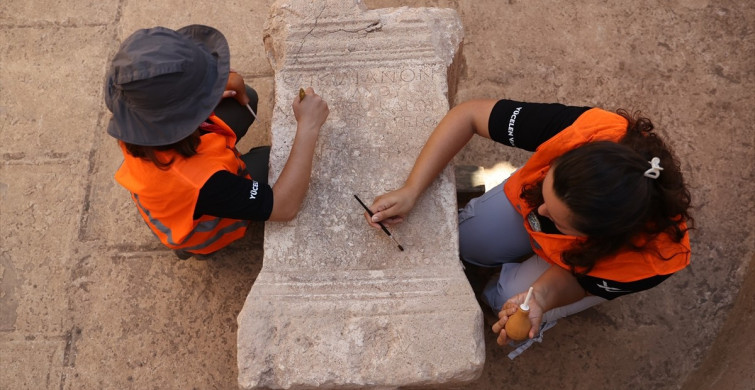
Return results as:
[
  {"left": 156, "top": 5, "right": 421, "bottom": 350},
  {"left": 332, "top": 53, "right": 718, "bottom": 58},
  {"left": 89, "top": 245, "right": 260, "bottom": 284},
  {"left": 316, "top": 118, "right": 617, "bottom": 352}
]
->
[
  {"left": 0, "top": 1, "right": 116, "bottom": 25},
  {"left": 0, "top": 26, "right": 109, "bottom": 158},
  {"left": 57, "top": 252, "right": 263, "bottom": 390},
  {"left": 118, "top": 0, "right": 273, "bottom": 82},
  {"left": 0, "top": 162, "right": 86, "bottom": 334},
  {"left": 0, "top": 24, "right": 141, "bottom": 250},
  {"left": 237, "top": 1, "right": 483, "bottom": 388},
  {"left": 77, "top": 134, "right": 159, "bottom": 247},
  {"left": 0, "top": 337, "right": 65, "bottom": 389}
]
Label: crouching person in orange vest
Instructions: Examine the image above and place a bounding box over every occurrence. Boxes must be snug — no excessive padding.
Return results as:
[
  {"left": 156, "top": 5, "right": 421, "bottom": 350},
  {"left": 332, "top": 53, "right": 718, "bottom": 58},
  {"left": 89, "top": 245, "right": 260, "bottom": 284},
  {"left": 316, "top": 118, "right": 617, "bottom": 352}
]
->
[
  {"left": 364, "top": 99, "right": 692, "bottom": 354},
  {"left": 104, "top": 25, "right": 329, "bottom": 259}
]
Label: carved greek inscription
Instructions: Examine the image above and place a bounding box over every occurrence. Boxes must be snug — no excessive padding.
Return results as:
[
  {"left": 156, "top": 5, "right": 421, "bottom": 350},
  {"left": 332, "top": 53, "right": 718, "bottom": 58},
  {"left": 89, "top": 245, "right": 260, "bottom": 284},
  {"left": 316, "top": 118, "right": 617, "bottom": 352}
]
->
[
  {"left": 284, "top": 67, "right": 446, "bottom": 130},
  {"left": 282, "top": 67, "right": 441, "bottom": 87}
]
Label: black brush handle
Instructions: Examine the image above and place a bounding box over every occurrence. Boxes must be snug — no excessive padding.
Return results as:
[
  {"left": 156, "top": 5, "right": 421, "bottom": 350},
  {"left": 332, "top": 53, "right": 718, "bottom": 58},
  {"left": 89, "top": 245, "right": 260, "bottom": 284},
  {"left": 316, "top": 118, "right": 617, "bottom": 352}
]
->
[{"left": 354, "top": 195, "right": 393, "bottom": 237}]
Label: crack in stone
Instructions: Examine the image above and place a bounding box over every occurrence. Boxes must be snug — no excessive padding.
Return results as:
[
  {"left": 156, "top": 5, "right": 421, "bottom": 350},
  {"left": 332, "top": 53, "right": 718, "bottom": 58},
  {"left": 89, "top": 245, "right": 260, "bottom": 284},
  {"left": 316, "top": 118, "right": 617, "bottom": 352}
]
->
[
  {"left": 293, "top": 4, "right": 328, "bottom": 64},
  {"left": 331, "top": 20, "right": 382, "bottom": 34}
]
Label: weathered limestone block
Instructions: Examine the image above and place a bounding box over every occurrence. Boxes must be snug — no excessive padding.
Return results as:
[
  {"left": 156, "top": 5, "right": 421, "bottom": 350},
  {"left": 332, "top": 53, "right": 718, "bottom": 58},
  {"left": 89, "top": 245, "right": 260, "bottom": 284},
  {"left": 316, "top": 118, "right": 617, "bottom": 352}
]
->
[{"left": 237, "top": 1, "right": 483, "bottom": 388}]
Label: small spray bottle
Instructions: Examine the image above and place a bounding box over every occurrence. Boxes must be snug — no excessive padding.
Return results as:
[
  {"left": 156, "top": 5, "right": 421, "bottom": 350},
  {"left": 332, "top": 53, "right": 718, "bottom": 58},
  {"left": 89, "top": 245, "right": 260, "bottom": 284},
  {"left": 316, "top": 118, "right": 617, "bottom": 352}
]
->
[{"left": 504, "top": 286, "right": 534, "bottom": 341}]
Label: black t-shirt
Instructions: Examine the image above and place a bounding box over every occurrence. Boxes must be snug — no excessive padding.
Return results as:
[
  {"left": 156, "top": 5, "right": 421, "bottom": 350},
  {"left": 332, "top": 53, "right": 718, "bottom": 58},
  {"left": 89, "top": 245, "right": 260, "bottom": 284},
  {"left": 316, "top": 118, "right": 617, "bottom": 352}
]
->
[
  {"left": 488, "top": 99, "right": 674, "bottom": 300},
  {"left": 488, "top": 99, "right": 590, "bottom": 150},
  {"left": 194, "top": 170, "right": 274, "bottom": 221}
]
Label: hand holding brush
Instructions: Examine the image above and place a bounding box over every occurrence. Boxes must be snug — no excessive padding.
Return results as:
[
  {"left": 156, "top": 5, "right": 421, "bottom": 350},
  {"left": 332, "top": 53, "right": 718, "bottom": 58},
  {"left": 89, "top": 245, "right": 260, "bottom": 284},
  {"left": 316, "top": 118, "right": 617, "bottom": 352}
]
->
[{"left": 354, "top": 194, "right": 404, "bottom": 251}]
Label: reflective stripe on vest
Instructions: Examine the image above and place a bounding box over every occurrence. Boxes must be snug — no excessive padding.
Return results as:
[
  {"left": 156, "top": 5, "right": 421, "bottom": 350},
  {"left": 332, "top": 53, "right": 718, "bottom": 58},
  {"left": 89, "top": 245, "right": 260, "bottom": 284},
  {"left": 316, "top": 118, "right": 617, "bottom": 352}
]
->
[{"left": 133, "top": 193, "right": 237, "bottom": 250}]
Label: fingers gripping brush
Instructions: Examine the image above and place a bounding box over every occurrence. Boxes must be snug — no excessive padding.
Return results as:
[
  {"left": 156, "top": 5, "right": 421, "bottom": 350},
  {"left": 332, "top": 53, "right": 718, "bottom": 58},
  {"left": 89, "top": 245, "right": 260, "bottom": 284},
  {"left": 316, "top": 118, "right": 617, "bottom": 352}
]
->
[
  {"left": 505, "top": 286, "right": 534, "bottom": 341},
  {"left": 354, "top": 195, "right": 404, "bottom": 251}
]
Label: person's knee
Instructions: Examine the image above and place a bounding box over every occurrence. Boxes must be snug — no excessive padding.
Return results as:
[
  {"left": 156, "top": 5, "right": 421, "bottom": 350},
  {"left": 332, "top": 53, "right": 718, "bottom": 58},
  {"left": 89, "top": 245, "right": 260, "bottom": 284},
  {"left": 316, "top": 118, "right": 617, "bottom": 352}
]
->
[{"left": 242, "top": 146, "right": 270, "bottom": 185}]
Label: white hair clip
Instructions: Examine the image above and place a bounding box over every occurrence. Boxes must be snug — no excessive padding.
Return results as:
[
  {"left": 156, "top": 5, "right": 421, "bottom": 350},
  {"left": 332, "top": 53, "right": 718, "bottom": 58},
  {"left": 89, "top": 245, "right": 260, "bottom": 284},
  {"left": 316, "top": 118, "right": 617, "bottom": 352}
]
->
[{"left": 644, "top": 157, "right": 664, "bottom": 179}]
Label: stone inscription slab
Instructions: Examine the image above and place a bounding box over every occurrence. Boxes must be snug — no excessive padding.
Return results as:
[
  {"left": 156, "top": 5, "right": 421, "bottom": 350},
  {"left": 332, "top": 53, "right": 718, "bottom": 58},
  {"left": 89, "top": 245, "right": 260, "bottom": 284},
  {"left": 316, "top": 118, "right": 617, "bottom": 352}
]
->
[{"left": 237, "top": 1, "right": 483, "bottom": 389}]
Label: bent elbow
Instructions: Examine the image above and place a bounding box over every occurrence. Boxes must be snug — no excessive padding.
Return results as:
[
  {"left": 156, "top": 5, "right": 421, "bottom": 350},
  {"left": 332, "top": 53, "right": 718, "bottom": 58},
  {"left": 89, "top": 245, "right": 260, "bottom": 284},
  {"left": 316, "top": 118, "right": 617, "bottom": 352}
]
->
[
  {"left": 279, "top": 209, "right": 298, "bottom": 222},
  {"left": 268, "top": 203, "right": 301, "bottom": 222}
]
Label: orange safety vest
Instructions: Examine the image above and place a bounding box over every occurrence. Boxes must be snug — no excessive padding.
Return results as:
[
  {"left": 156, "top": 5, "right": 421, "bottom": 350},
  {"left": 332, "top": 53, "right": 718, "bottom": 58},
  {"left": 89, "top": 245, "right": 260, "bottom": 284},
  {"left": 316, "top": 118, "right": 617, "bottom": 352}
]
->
[
  {"left": 115, "top": 114, "right": 250, "bottom": 254},
  {"left": 503, "top": 108, "right": 690, "bottom": 282}
]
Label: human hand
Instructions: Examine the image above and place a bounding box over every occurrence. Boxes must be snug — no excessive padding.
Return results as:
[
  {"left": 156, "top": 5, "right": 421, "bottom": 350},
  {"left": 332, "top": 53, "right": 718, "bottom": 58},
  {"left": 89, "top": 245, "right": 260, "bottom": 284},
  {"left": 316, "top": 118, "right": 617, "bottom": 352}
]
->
[
  {"left": 223, "top": 70, "right": 250, "bottom": 106},
  {"left": 365, "top": 187, "right": 419, "bottom": 228},
  {"left": 292, "top": 87, "right": 329, "bottom": 132},
  {"left": 491, "top": 290, "right": 544, "bottom": 345}
]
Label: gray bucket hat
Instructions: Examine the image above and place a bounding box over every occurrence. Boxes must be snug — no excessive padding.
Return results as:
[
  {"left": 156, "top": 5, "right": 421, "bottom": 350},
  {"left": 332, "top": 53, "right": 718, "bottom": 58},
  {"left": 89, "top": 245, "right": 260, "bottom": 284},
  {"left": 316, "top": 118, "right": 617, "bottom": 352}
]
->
[{"left": 104, "top": 25, "right": 230, "bottom": 146}]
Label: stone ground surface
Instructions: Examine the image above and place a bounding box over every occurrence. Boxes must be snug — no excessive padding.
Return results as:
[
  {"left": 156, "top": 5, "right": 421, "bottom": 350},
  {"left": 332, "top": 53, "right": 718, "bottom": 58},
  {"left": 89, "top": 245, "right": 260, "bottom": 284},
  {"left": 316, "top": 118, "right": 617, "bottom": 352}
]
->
[{"left": 0, "top": 0, "right": 753, "bottom": 389}]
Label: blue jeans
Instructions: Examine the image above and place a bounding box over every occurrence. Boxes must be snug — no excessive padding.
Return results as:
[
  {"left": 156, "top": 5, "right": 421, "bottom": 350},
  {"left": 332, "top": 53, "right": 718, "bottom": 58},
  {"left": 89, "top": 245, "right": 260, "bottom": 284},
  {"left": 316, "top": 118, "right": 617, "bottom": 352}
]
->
[{"left": 458, "top": 181, "right": 605, "bottom": 319}]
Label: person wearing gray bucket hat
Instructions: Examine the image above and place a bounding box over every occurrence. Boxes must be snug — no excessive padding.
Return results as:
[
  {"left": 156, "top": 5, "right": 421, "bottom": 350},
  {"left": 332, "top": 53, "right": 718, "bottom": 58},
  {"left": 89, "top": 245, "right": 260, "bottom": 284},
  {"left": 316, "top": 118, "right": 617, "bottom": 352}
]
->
[
  {"left": 106, "top": 25, "right": 329, "bottom": 259},
  {"left": 105, "top": 25, "right": 233, "bottom": 145}
]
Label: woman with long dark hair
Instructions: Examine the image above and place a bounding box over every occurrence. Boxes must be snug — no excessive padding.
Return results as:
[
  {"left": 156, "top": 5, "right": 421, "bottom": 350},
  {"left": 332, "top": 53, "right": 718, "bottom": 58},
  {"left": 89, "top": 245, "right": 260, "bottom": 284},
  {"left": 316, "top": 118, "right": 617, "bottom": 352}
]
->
[{"left": 364, "top": 99, "right": 691, "bottom": 348}]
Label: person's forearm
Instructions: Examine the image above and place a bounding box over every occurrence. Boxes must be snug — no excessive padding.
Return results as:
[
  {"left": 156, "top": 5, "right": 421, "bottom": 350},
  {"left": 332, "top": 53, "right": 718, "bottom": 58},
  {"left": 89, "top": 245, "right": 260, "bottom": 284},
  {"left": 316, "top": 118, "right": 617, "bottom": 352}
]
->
[
  {"left": 531, "top": 264, "right": 587, "bottom": 312},
  {"left": 269, "top": 125, "right": 318, "bottom": 221},
  {"left": 402, "top": 100, "right": 494, "bottom": 198}
]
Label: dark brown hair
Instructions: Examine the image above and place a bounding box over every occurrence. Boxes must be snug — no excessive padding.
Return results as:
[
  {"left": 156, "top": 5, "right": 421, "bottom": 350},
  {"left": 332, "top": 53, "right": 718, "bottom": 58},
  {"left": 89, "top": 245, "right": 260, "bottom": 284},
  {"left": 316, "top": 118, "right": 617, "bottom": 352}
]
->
[
  {"left": 123, "top": 130, "right": 201, "bottom": 170},
  {"left": 522, "top": 110, "right": 693, "bottom": 274}
]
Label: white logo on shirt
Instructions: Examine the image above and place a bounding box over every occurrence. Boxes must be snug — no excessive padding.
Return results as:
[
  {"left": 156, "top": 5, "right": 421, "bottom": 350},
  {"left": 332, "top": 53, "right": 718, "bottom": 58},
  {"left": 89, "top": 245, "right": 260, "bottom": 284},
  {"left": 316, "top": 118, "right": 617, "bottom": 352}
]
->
[
  {"left": 508, "top": 107, "right": 522, "bottom": 146},
  {"left": 596, "top": 280, "right": 630, "bottom": 293},
  {"left": 249, "top": 181, "right": 259, "bottom": 199}
]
